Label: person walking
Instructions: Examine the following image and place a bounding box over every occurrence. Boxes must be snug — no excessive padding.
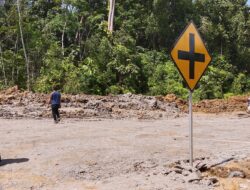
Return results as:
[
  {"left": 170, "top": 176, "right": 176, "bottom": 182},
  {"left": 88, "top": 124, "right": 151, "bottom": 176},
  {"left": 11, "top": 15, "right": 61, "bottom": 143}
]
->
[{"left": 49, "top": 86, "right": 61, "bottom": 123}]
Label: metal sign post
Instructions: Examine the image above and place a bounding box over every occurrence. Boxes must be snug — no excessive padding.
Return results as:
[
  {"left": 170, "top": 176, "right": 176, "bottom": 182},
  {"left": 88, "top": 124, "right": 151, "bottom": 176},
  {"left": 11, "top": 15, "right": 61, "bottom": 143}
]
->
[
  {"left": 189, "top": 90, "right": 193, "bottom": 166},
  {"left": 170, "top": 21, "right": 212, "bottom": 167}
]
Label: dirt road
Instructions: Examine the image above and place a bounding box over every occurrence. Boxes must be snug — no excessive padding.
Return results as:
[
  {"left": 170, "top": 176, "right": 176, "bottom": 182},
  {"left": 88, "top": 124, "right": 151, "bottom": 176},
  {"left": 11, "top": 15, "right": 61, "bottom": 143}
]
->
[{"left": 0, "top": 113, "right": 250, "bottom": 190}]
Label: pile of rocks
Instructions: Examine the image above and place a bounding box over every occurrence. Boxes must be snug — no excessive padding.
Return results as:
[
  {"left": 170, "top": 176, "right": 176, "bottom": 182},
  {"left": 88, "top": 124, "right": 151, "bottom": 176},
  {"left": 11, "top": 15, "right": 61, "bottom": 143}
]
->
[
  {"left": 69, "top": 156, "right": 248, "bottom": 189},
  {"left": 163, "top": 156, "right": 248, "bottom": 188},
  {"left": 163, "top": 158, "right": 220, "bottom": 187},
  {"left": 1, "top": 86, "right": 248, "bottom": 119},
  {"left": 0, "top": 86, "right": 181, "bottom": 119}
]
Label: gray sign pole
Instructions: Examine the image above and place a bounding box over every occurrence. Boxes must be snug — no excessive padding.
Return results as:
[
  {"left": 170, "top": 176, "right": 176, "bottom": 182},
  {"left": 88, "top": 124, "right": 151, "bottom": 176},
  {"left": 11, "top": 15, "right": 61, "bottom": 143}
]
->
[{"left": 189, "top": 90, "right": 193, "bottom": 167}]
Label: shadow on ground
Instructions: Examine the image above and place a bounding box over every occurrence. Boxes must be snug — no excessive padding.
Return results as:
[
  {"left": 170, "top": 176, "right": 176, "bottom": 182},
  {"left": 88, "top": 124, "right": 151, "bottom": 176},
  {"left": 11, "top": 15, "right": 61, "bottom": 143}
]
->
[{"left": 0, "top": 158, "right": 29, "bottom": 166}]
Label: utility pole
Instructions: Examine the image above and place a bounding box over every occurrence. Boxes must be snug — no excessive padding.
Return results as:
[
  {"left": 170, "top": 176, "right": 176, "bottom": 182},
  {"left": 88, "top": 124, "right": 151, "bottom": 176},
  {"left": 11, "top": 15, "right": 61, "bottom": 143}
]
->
[{"left": 108, "top": 0, "right": 115, "bottom": 33}]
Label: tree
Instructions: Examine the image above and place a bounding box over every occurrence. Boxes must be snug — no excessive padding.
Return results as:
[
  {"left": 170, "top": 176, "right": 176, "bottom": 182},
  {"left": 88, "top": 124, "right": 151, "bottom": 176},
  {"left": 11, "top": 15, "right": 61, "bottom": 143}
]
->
[
  {"left": 0, "top": 0, "right": 249, "bottom": 98},
  {"left": 17, "top": 0, "right": 30, "bottom": 90}
]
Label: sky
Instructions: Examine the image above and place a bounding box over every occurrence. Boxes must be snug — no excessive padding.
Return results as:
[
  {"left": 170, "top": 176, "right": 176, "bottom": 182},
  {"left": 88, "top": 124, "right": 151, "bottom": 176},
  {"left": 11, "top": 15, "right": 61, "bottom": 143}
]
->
[{"left": 248, "top": 0, "right": 250, "bottom": 5}]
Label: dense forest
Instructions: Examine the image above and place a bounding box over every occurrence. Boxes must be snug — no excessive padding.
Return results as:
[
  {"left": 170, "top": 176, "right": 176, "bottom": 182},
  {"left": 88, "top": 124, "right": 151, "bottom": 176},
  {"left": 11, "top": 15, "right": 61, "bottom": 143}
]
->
[{"left": 0, "top": 0, "right": 249, "bottom": 100}]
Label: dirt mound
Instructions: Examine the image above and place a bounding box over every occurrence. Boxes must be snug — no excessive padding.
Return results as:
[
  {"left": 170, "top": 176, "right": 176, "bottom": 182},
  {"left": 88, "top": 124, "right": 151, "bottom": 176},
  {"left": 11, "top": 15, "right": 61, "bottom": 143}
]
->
[
  {"left": 162, "top": 93, "right": 249, "bottom": 113},
  {"left": 0, "top": 87, "right": 180, "bottom": 119},
  {"left": 160, "top": 94, "right": 188, "bottom": 112},
  {"left": 194, "top": 95, "right": 249, "bottom": 113},
  {"left": 0, "top": 86, "right": 248, "bottom": 119}
]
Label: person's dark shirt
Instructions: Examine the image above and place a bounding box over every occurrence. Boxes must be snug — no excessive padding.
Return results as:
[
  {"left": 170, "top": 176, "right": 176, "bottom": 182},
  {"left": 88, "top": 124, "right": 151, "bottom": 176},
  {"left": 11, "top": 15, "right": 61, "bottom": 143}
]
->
[{"left": 51, "top": 91, "right": 61, "bottom": 105}]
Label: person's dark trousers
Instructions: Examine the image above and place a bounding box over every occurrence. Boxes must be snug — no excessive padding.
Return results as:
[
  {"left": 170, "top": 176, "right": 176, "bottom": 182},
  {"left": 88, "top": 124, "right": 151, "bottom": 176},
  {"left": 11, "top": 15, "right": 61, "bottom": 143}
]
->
[{"left": 51, "top": 104, "right": 60, "bottom": 122}]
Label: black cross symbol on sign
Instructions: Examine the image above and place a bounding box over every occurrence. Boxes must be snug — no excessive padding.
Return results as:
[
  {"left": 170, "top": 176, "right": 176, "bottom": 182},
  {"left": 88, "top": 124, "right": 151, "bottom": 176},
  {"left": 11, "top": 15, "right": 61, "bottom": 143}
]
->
[{"left": 178, "top": 33, "right": 205, "bottom": 79}]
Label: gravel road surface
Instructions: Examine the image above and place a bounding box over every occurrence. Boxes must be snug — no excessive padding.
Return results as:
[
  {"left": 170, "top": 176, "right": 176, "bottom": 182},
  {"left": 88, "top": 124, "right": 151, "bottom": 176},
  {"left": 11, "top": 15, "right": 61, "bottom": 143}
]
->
[{"left": 0, "top": 113, "right": 249, "bottom": 190}]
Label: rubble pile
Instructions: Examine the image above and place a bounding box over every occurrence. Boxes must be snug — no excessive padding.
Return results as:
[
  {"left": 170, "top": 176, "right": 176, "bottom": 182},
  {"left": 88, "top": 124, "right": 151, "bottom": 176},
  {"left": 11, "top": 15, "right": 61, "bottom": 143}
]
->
[
  {"left": 0, "top": 86, "right": 248, "bottom": 119},
  {"left": 162, "top": 93, "right": 249, "bottom": 113},
  {"left": 162, "top": 157, "right": 220, "bottom": 187},
  {"left": 0, "top": 86, "right": 180, "bottom": 119},
  {"left": 193, "top": 96, "right": 249, "bottom": 113},
  {"left": 70, "top": 156, "right": 249, "bottom": 189},
  {"left": 163, "top": 156, "right": 249, "bottom": 188}
]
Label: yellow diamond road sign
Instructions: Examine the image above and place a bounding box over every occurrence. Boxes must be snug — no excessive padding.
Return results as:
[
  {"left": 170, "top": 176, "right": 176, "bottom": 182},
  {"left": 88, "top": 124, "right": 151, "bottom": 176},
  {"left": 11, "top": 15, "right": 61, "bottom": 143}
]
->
[{"left": 170, "top": 21, "right": 212, "bottom": 91}]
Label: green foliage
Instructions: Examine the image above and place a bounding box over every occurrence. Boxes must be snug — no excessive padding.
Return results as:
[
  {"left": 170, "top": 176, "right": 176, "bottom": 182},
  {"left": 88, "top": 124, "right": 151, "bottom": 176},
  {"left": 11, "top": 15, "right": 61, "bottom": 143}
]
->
[
  {"left": 105, "top": 85, "right": 122, "bottom": 95},
  {"left": 148, "top": 60, "right": 188, "bottom": 99},
  {"left": 0, "top": 0, "right": 249, "bottom": 100},
  {"left": 34, "top": 43, "right": 64, "bottom": 92},
  {"left": 231, "top": 73, "right": 250, "bottom": 94},
  {"left": 193, "top": 55, "right": 235, "bottom": 101},
  {"left": 224, "top": 92, "right": 234, "bottom": 99},
  {"left": 0, "top": 81, "right": 5, "bottom": 91},
  {"left": 62, "top": 63, "right": 94, "bottom": 94}
]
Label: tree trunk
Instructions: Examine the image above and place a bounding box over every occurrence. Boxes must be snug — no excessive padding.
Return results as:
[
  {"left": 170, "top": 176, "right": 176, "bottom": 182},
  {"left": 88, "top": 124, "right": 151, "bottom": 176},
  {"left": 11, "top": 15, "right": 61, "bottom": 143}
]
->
[
  {"left": 220, "top": 40, "right": 223, "bottom": 56},
  {"left": 17, "top": 0, "right": 30, "bottom": 90},
  {"left": 62, "top": 21, "right": 67, "bottom": 56},
  {"left": 108, "top": 0, "right": 115, "bottom": 33},
  {"left": 75, "top": 16, "right": 84, "bottom": 61},
  {"left": 14, "top": 35, "right": 19, "bottom": 82},
  {"left": 82, "top": 30, "right": 91, "bottom": 60},
  {"left": 75, "top": 16, "right": 83, "bottom": 43},
  {"left": 0, "top": 44, "right": 7, "bottom": 86}
]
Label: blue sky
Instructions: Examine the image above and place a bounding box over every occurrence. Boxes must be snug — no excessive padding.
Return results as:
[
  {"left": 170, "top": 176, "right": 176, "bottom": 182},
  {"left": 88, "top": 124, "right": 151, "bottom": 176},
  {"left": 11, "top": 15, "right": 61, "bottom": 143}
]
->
[{"left": 248, "top": 0, "right": 250, "bottom": 5}]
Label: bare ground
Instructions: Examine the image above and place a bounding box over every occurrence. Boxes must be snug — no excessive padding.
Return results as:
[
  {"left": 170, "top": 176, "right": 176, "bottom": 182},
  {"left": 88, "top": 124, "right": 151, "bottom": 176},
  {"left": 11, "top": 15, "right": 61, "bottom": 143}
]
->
[{"left": 0, "top": 112, "right": 250, "bottom": 190}]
